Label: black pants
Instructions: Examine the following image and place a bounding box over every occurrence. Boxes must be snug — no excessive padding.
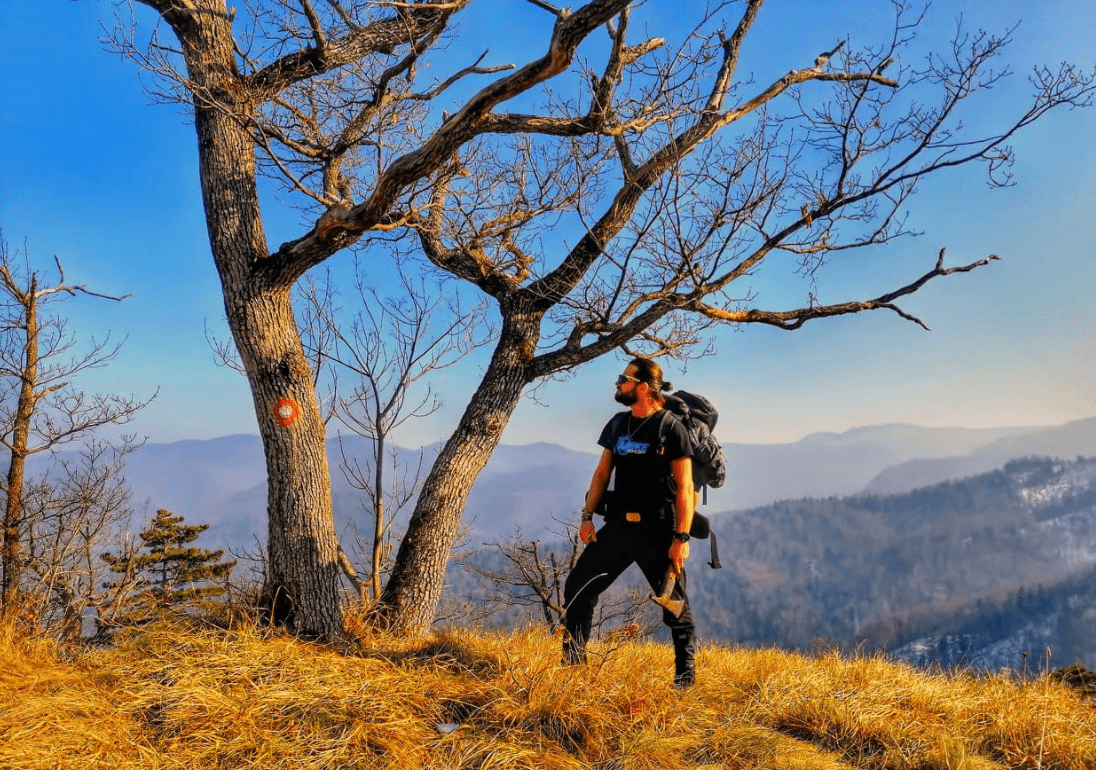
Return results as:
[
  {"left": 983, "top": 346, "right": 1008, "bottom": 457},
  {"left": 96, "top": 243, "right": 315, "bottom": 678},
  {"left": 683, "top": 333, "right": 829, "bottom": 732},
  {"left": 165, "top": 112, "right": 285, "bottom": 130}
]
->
[{"left": 562, "top": 517, "right": 696, "bottom": 678}]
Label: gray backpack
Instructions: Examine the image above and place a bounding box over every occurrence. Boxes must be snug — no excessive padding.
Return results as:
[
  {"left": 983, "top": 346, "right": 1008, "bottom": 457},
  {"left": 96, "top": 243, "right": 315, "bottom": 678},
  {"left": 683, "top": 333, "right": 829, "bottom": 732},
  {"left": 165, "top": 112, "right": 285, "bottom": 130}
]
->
[{"left": 661, "top": 391, "right": 727, "bottom": 499}]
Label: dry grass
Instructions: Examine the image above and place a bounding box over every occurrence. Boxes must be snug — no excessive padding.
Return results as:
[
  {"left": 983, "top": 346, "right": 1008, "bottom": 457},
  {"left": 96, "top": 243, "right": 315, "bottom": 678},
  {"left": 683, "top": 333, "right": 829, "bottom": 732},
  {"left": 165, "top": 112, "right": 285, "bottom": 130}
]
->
[{"left": 2, "top": 617, "right": 1094, "bottom": 770}]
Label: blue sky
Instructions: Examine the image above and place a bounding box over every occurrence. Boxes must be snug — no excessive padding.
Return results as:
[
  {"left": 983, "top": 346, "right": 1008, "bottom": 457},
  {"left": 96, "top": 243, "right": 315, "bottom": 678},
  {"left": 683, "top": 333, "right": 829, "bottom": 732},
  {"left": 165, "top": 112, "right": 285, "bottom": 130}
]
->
[{"left": 1, "top": 0, "right": 1094, "bottom": 451}]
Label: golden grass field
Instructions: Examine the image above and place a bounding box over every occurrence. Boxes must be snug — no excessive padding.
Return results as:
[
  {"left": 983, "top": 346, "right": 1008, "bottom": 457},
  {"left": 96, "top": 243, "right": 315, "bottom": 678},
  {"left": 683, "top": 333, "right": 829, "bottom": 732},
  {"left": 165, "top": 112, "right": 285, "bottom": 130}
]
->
[{"left": 2, "top": 615, "right": 1094, "bottom": 770}]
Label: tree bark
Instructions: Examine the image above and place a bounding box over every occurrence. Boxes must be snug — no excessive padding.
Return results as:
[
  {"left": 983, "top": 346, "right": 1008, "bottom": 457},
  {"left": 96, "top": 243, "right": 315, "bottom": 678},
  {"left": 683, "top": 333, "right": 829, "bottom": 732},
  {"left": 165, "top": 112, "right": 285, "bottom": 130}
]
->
[
  {"left": 182, "top": 2, "right": 343, "bottom": 638},
  {"left": 235, "top": 285, "right": 343, "bottom": 638},
  {"left": 378, "top": 300, "right": 542, "bottom": 634},
  {"left": 372, "top": 434, "right": 385, "bottom": 602},
  {"left": 1, "top": 278, "right": 37, "bottom": 613}
]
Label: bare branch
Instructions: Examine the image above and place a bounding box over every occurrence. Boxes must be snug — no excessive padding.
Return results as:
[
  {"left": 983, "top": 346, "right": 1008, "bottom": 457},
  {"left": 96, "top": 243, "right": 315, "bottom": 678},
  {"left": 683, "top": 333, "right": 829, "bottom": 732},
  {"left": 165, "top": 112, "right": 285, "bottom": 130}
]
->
[
  {"left": 0, "top": 232, "right": 151, "bottom": 616},
  {"left": 323, "top": 0, "right": 357, "bottom": 28},
  {"left": 521, "top": 0, "right": 565, "bottom": 17},
  {"left": 271, "top": 0, "right": 635, "bottom": 268},
  {"left": 411, "top": 54, "right": 516, "bottom": 101},
  {"left": 299, "top": 0, "right": 328, "bottom": 52},
  {"left": 694, "top": 249, "right": 1000, "bottom": 331},
  {"left": 247, "top": 2, "right": 466, "bottom": 98}
]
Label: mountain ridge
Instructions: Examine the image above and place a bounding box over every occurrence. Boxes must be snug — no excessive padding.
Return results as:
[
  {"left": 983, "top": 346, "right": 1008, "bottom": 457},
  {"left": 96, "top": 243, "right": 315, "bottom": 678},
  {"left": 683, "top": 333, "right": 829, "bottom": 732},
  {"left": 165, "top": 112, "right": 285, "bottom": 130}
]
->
[{"left": 28, "top": 415, "right": 1092, "bottom": 551}]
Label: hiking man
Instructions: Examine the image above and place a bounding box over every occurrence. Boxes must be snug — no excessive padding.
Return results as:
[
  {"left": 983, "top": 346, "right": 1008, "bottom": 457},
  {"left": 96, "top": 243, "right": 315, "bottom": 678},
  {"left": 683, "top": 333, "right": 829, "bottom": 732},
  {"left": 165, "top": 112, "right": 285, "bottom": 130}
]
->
[{"left": 562, "top": 356, "right": 698, "bottom": 687}]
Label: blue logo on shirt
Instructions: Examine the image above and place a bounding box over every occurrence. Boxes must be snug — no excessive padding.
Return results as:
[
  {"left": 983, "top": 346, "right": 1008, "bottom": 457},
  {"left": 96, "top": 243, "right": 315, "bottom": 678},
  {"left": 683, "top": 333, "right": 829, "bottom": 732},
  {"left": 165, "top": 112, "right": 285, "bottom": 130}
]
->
[{"left": 614, "top": 436, "right": 650, "bottom": 456}]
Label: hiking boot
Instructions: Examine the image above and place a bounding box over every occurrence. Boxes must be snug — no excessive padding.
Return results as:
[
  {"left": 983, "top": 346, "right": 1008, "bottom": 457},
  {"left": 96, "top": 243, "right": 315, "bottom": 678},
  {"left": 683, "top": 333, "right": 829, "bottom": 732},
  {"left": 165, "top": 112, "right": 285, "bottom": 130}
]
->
[
  {"left": 671, "top": 627, "right": 696, "bottom": 688},
  {"left": 673, "top": 668, "right": 696, "bottom": 689},
  {"left": 562, "top": 633, "right": 587, "bottom": 666},
  {"left": 561, "top": 649, "right": 586, "bottom": 667}
]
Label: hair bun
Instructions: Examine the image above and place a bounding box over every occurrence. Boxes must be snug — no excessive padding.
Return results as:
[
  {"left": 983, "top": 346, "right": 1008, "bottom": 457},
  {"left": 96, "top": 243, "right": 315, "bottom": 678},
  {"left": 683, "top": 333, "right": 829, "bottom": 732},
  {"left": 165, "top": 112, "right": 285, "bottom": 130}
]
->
[{"left": 661, "top": 381, "right": 673, "bottom": 392}]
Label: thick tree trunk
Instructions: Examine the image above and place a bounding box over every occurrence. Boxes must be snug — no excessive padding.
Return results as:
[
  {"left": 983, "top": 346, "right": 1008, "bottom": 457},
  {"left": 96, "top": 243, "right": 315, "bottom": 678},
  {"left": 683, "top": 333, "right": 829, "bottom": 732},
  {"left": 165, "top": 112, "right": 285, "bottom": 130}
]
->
[
  {"left": 2, "top": 445, "right": 27, "bottom": 612},
  {"left": 2, "top": 431, "right": 28, "bottom": 614},
  {"left": 184, "top": 5, "right": 343, "bottom": 638},
  {"left": 1, "top": 285, "right": 37, "bottom": 614},
  {"left": 379, "top": 303, "right": 541, "bottom": 635},
  {"left": 231, "top": 285, "right": 343, "bottom": 638}
]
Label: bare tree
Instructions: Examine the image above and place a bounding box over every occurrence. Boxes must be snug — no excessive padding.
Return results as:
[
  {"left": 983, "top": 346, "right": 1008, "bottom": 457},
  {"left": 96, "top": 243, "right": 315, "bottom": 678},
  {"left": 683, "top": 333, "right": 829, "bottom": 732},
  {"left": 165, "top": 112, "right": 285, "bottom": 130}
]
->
[
  {"left": 301, "top": 261, "right": 488, "bottom": 601},
  {"left": 99, "top": 0, "right": 1094, "bottom": 637},
  {"left": 211, "top": 261, "right": 486, "bottom": 606},
  {"left": 464, "top": 527, "right": 579, "bottom": 632},
  {"left": 460, "top": 521, "right": 655, "bottom": 637},
  {"left": 0, "top": 233, "right": 152, "bottom": 616},
  {"left": 21, "top": 438, "right": 143, "bottom": 641}
]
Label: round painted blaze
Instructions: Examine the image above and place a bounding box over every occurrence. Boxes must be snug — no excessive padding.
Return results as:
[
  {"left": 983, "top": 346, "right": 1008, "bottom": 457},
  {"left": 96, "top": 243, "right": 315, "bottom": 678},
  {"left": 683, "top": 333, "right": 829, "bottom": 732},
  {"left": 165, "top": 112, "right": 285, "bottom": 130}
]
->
[{"left": 274, "top": 397, "right": 300, "bottom": 427}]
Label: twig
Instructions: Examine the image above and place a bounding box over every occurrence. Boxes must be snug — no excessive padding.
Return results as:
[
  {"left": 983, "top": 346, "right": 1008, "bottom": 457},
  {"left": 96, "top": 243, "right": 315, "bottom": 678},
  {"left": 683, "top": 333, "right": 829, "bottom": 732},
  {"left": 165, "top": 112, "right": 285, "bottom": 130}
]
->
[
  {"left": 521, "top": 0, "right": 565, "bottom": 17},
  {"left": 1037, "top": 646, "right": 1052, "bottom": 769}
]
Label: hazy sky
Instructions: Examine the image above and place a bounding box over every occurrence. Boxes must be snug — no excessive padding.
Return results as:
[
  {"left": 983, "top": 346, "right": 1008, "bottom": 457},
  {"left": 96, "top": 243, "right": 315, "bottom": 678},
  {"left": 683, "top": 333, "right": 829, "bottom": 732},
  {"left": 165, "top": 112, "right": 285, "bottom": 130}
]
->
[{"left": 1, "top": 0, "right": 1093, "bottom": 451}]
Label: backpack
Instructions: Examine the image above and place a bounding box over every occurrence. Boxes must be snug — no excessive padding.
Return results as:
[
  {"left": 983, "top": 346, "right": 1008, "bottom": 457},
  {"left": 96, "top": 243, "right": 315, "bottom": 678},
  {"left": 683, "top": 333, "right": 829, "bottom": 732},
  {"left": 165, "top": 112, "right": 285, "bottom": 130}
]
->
[
  {"left": 661, "top": 391, "right": 727, "bottom": 500},
  {"left": 659, "top": 390, "right": 727, "bottom": 569}
]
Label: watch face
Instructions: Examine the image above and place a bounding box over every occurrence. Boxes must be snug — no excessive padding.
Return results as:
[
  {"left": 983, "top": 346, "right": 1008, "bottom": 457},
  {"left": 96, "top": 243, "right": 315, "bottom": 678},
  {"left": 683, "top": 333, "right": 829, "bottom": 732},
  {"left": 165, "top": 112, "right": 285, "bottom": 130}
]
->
[{"left": 675, "top": 532, "right": 690, "bottom": 542}]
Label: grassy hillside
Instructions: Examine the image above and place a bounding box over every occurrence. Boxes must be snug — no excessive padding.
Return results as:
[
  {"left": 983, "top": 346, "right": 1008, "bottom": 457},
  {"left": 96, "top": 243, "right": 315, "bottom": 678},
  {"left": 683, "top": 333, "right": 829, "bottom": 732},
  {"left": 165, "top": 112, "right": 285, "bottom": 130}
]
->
[{"left": 2, "top": 616, "right": 1094, "bottom": 770}]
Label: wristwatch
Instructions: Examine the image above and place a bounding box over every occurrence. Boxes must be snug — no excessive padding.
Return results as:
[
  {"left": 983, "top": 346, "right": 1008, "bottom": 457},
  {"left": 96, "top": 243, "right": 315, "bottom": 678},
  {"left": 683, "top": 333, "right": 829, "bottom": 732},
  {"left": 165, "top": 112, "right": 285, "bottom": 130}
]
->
[{"left": 672, "top": 531, "right": 691, "bottom": 543}]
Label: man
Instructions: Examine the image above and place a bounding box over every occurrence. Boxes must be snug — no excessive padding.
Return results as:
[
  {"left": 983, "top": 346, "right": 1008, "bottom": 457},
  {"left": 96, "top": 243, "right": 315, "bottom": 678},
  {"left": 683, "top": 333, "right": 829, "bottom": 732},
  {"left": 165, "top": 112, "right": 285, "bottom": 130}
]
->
[{"left": 562, "top": 356, "right": 698, "bottom": 687}]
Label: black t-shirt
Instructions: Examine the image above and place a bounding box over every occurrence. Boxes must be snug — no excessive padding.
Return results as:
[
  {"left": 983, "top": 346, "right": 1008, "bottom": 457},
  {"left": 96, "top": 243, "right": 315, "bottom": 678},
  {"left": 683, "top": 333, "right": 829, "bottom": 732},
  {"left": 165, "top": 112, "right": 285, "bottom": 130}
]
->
[{"left": 598, "top": 409, "right": 693, "bottom": 517}]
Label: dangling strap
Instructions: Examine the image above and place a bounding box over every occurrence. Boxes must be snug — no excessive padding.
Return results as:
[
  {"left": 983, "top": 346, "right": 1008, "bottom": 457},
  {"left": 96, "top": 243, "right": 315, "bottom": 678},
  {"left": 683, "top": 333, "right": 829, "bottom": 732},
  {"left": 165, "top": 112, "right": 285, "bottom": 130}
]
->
[{"left": 707, "top": 530, "right": 722, "bottom": 570}]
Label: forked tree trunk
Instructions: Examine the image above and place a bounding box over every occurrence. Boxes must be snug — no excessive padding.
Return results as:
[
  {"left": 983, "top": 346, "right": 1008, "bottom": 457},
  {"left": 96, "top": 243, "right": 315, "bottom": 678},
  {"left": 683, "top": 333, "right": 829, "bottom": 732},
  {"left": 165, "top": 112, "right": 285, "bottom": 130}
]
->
[
  {"left": 379, "top": 305, "right": 541, "bottom": 635},
  {"left": 185, "top": 12, "right": 343, "bottom": 638}
]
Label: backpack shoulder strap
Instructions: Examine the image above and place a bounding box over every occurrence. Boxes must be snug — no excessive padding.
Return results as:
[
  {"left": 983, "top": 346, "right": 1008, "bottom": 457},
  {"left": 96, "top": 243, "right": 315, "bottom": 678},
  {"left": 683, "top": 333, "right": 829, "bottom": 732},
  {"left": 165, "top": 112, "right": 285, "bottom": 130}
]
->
[
  {"left": 656, "top": 408, "right": 676, "bottom": 448},
  {"left": 607, "top": 410, "right": 629, "bottom": 440}
]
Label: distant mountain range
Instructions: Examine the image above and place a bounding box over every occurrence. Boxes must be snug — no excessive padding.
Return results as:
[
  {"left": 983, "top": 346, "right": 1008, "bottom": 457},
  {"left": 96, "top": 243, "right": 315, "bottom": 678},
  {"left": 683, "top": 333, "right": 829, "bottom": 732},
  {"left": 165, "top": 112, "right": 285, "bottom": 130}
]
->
[
  {"left": 862, "top": 417, "right": 1096, "bottom": 496},
  {"left": 92, "top": 415, "right": 1096, "bottom": 552},
  {"left": 719, "top": 417, "right": 1096, "bottom": 507}
]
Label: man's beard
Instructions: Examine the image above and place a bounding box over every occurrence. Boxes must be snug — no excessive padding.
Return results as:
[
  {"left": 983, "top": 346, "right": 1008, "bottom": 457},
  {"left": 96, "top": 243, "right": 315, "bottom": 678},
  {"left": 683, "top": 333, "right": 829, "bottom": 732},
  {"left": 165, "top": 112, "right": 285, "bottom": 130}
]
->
[{"left": 614, "top": 389, "right": 638, "bottom": 406}]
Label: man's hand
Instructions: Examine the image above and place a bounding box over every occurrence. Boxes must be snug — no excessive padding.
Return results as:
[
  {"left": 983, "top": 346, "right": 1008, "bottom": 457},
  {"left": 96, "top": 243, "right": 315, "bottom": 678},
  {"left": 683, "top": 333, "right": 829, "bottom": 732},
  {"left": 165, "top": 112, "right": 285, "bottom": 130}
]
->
[
  {"left": 669, "top": 539, "right": 690, "bottom": 574},
  {"left": 580, "top": 519, "right": 597, "bottom": 544}
]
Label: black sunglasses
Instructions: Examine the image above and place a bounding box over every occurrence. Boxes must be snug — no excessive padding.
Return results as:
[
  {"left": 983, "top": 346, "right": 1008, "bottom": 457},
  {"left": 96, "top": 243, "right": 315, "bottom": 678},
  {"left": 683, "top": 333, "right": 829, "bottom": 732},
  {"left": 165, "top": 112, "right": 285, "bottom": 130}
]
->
[{"left": 616, "top": 374, "right": 641, "bottom": 385}]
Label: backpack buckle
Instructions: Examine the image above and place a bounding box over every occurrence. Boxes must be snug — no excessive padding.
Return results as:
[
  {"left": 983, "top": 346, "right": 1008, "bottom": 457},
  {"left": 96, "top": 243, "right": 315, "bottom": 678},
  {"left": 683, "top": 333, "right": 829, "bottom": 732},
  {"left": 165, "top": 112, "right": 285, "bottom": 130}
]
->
[{"left": 625, "top": 512, "right": 642, "bottom": 523}]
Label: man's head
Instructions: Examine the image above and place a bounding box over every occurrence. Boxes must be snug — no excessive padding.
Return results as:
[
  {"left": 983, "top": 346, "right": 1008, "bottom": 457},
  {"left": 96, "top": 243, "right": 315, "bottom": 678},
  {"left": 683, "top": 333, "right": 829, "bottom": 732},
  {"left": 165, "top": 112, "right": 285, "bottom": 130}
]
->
[{"left": 614, "top": 357, "right": 671, "bottom": 407}]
